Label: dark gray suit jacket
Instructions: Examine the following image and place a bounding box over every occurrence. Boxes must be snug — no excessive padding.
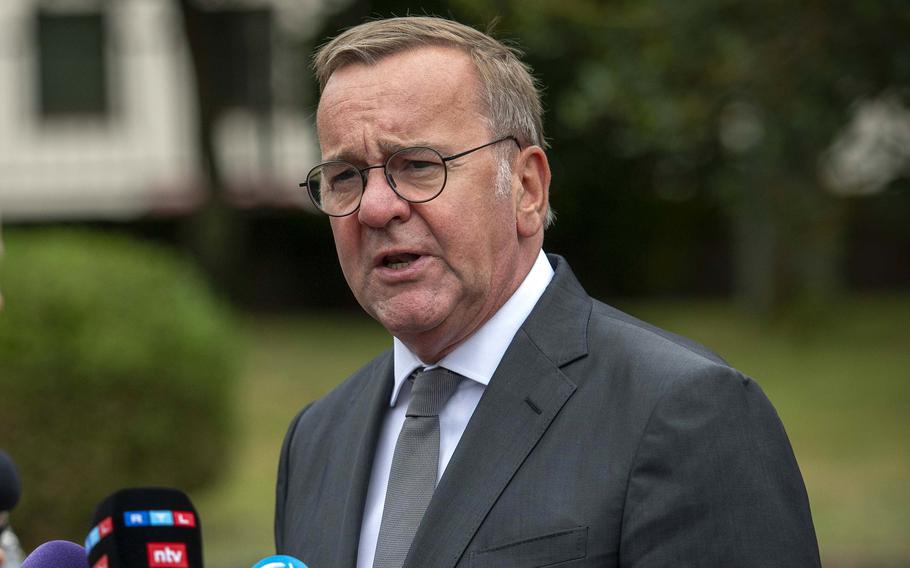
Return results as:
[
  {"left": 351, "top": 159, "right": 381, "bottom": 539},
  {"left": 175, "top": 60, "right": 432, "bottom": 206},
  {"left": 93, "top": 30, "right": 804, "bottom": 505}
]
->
[{"left": 275, "top": 255, "right": 820, "bottom": 567}]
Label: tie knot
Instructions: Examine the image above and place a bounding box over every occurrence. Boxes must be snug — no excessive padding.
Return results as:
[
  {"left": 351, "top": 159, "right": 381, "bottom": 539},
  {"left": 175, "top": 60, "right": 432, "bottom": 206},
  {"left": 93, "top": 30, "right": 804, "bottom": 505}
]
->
[{"left": 406, "top": 367, "right": 462, "bottom": 417}]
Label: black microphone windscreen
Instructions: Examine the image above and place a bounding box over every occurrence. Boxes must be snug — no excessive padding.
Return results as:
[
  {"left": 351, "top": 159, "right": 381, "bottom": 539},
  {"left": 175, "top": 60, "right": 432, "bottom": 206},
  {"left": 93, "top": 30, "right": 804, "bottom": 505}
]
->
[
  {"left": 21, "top": 540, "right": 89, "bottom": 568},
  {"left": 0, "top": 449, "right": 22, "bottom": 511},
  {"left": 86, "top": 487, "right": 202, "bottom": 568}
]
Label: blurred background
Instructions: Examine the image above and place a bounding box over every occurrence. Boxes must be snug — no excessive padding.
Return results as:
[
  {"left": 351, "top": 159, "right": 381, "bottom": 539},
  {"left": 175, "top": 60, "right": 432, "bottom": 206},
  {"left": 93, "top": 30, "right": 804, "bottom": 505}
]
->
[{"left": 0, "top": 0, "right": 908, "bottom": 566}]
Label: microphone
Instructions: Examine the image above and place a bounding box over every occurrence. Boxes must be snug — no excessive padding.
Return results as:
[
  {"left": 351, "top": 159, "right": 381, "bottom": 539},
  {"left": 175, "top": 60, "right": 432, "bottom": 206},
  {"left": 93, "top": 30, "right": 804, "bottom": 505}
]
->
[
  {"left": 251, "top": 555, "right": 308, "bottom": 568},
  {"left": 20, "top": 540, "right": 88, "bottom": 568},
  {"left": 1, "top": 449, "right": 25, "bottom": 568},
  {"left": 0, "top": 450, "right": 21, "bottom": 513},
  {"left": 85, "top": 488, "right": 202, "bottom": 568}
]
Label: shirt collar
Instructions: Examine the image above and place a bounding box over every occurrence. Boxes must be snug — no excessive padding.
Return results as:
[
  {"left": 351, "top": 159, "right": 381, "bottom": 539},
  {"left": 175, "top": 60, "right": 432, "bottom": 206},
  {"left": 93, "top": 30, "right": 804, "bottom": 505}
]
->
[{"left": 391, "top": 249, "right": 554, "bottom": 406}]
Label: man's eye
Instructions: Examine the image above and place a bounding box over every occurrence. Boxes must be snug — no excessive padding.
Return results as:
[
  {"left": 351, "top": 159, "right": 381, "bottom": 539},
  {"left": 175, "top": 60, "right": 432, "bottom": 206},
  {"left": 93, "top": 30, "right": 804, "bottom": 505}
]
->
[
  {"left": 404, "top": 160, "right": 438, "bottom": 171},
  {"left": 330, "top": 169, "right": 359, "bottom": 185}
]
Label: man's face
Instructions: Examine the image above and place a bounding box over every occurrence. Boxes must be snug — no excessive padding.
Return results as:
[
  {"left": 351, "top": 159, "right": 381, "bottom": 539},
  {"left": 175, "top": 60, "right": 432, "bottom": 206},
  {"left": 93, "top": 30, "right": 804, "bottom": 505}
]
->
[{"left": 317, "top": 46, "right": 529, "bottom": 362}]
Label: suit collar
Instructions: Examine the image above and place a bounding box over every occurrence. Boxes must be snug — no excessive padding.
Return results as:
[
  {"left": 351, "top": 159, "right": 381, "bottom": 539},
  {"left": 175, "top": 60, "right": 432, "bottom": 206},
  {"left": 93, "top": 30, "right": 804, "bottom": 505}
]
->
[
  {"left": 402, "top": 254, "right": 591, "bottom": 568},
  {"left": 522, "top": 254, "right": 591, "bottom": 367}
]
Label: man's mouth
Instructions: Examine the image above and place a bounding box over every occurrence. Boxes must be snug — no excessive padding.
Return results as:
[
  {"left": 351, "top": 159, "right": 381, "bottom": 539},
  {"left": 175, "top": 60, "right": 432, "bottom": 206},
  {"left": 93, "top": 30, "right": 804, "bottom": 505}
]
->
[{"left": 383, "top": 253, "right": 421, "bottom": 269}]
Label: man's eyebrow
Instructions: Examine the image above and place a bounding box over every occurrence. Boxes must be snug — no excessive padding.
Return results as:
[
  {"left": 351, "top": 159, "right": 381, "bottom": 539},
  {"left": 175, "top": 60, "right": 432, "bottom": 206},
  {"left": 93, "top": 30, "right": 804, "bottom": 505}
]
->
[
  {"left": 326, "top": 140, "right": 442, "bottom": 164},
  {"left": 383, "top": 140, "right": 441, "bottom": 152},
  {"left": 325, "top": 149, "right": 366, "bottom": 164}
]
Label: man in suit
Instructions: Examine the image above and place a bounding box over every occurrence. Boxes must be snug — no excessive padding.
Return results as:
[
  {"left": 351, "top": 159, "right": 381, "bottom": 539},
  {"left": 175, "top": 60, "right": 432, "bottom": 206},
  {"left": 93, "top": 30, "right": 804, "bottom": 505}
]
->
[{"left": 275, "top": 16, "right": 820, "bottom": 567}]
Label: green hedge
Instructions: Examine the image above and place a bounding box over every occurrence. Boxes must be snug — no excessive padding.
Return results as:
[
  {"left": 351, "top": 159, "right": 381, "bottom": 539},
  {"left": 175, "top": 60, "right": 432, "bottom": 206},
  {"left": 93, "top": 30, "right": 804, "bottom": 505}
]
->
[{"left": 0, "top": 229, "right": 240, "bottom": 547}]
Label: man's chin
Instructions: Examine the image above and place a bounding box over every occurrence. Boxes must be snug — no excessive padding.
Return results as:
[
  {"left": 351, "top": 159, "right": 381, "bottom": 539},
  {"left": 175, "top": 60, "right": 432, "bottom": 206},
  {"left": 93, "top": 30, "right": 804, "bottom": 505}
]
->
[
  {"left": 368, "top": 300, "right": 449, "bottom": 342},
  {"left": 374, "top": 311, "right": 443, "bottom": 338}
]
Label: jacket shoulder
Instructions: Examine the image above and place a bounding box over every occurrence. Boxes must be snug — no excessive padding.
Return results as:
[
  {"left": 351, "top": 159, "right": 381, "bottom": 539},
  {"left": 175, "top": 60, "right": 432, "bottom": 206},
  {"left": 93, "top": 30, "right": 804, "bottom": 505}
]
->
[{"left": 590, "top": 299, "right": 728, "bottom": 368}]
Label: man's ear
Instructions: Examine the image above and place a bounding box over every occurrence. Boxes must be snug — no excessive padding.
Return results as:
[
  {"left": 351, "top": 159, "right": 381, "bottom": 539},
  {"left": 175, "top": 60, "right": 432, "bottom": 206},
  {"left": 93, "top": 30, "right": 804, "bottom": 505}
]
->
[{"left": 513, "top": 145, "right": 551, "bottom": 238}]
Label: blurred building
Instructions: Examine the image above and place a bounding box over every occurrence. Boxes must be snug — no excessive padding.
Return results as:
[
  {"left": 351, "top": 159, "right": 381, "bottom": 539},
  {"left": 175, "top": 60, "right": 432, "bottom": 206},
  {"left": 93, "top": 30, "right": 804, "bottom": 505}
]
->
[{"left": 0, "top": 0, "right": 317, "bottom": 222}]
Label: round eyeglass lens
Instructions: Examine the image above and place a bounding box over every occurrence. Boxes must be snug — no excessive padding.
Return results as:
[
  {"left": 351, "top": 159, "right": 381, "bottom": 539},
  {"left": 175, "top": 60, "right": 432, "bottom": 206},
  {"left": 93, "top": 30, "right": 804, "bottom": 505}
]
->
[
  {"left": 307, "top": 161, "right": 363, "bottom": 216},
  {"left": 386, "top": 147, "right": 447, "bottom": 202}
]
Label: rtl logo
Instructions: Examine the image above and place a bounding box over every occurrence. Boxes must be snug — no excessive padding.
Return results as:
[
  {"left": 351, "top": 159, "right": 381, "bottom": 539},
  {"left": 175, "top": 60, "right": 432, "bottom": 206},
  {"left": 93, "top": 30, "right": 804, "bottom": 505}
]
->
[
  {"left": 174, "top": 510, "right": 196, "bottom": 527},
  {"left": 98, "top": 516, "right": 114, "bottom": 538},
  {"left": 147, "top": 542, "right": 188, "bottom": 568}
]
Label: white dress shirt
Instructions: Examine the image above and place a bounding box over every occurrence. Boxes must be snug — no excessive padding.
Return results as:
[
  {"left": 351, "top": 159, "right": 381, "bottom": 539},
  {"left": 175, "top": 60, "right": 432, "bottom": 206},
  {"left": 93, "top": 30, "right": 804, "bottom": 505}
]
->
[{"left": 356, "top": 250, "right": 554, "bottom": 568}]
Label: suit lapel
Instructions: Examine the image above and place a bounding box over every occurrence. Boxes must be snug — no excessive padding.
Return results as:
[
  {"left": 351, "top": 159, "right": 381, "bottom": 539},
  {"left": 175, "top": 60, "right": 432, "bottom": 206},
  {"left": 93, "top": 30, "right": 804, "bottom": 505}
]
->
[
  {"left": 403, "top": 255, "right": 592, "bottom": 568},
  {"left": 331, "top": 354, "right": 394, "bottom": 567}
]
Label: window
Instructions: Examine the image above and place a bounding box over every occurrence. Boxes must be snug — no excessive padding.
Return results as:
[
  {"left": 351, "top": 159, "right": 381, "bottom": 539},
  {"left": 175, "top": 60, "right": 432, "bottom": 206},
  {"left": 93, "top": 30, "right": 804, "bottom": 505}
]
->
[
  {"left": 36, "top": 10, "right": 108, "bottom": 117},
  {"left": 198, "top": 8, "right": 273, "bottom": 112}
]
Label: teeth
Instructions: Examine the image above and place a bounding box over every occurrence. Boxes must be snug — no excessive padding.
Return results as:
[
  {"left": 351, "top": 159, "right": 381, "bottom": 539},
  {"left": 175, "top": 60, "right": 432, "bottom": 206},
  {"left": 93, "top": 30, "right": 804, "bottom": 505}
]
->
[{"left": 384, "top": 253, "right": 419, "bottom": 269}]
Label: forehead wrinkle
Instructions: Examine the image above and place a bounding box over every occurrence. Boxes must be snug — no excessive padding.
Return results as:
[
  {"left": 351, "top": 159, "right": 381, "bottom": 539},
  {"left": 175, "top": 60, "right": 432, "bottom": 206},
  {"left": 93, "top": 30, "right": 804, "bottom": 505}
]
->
[{"left": 317, "top": 47, "right": 492, "bottom": 162}]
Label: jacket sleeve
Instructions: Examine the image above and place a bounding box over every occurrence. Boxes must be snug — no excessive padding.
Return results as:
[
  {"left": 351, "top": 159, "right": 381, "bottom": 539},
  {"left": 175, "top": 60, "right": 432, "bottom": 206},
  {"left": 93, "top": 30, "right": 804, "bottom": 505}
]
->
[
  {"left": 275, "top": 403, "right": 312, "bottom": 553},
  {"left": 619, "top": 365, "right": 821, "bottom": 567}
]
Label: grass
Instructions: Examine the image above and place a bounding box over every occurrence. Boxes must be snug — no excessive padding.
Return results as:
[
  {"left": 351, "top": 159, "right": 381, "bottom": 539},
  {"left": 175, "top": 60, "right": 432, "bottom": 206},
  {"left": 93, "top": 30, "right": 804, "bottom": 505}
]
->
[{"left": 194, "top": 296, "right": 910, "bottom": 567}]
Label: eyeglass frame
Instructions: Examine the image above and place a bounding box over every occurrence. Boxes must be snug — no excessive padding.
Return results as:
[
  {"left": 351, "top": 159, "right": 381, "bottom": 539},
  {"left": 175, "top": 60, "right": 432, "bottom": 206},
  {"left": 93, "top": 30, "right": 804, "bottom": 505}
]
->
[{"left": 299, "top": 135, "right": 521, "bottom": 217}]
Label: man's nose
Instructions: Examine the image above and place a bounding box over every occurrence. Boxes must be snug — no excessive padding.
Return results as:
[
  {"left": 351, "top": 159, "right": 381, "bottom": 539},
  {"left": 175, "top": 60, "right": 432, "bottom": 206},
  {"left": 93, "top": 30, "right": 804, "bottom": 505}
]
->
[{"left": 357, "top": 168, "right": 411, "bottom": 227}]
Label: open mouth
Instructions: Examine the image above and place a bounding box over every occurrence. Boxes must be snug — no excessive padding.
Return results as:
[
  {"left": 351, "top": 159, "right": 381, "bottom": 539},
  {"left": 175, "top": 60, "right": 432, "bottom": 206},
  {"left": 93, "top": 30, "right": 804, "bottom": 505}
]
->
[{"left": 383, "top": 252, "right": 420, "bottom": 270}]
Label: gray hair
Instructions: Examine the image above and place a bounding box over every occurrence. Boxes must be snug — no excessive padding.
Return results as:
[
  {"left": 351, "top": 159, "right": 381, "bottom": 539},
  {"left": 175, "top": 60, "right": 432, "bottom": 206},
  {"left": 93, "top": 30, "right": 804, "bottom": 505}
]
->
[
  {"left": 313, "top": 16, "right": 555, "bottom": 227},
  {"left": 313, "top": 16, "right": 545, "bottom": 148}
]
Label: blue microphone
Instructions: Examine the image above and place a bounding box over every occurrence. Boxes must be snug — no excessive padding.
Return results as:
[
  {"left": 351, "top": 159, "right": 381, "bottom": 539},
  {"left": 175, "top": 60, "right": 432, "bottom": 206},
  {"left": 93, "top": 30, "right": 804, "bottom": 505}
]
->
[
  {"left": 250, "top": 555, "right": 308, "bottom": 568},
  {"left": 20, "top": 540, "right": 88, "bottom": 568}
]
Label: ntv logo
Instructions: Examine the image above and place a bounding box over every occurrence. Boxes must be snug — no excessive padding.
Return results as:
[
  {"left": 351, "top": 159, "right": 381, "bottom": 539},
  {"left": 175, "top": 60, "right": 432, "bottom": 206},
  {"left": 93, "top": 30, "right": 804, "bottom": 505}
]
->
[{"left": 147, "top": 542, "right": 189, "bottom": 568}]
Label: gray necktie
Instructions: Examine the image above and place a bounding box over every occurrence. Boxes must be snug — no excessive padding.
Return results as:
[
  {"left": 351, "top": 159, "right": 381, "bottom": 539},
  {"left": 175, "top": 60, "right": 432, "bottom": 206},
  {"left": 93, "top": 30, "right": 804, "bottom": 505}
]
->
[{"left": 372, "top": 367, "right": 462, "bottom": 568}]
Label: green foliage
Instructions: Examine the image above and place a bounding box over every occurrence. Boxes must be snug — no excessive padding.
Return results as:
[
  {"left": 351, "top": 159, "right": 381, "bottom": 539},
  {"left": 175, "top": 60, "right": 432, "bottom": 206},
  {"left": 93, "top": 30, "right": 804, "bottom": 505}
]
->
[
  {"left": 0, "top": 229, "right": 240, "bottom": 547},
  {"left": 450, "top": 0, "right": 910, "bottom": 309}
]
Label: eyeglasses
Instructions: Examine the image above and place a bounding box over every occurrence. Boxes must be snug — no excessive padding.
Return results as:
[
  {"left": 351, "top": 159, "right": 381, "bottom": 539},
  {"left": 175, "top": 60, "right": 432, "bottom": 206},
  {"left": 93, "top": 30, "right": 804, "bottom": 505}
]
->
[{"left": 300, "top": 135, "right": 520, "bottom": 217}]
